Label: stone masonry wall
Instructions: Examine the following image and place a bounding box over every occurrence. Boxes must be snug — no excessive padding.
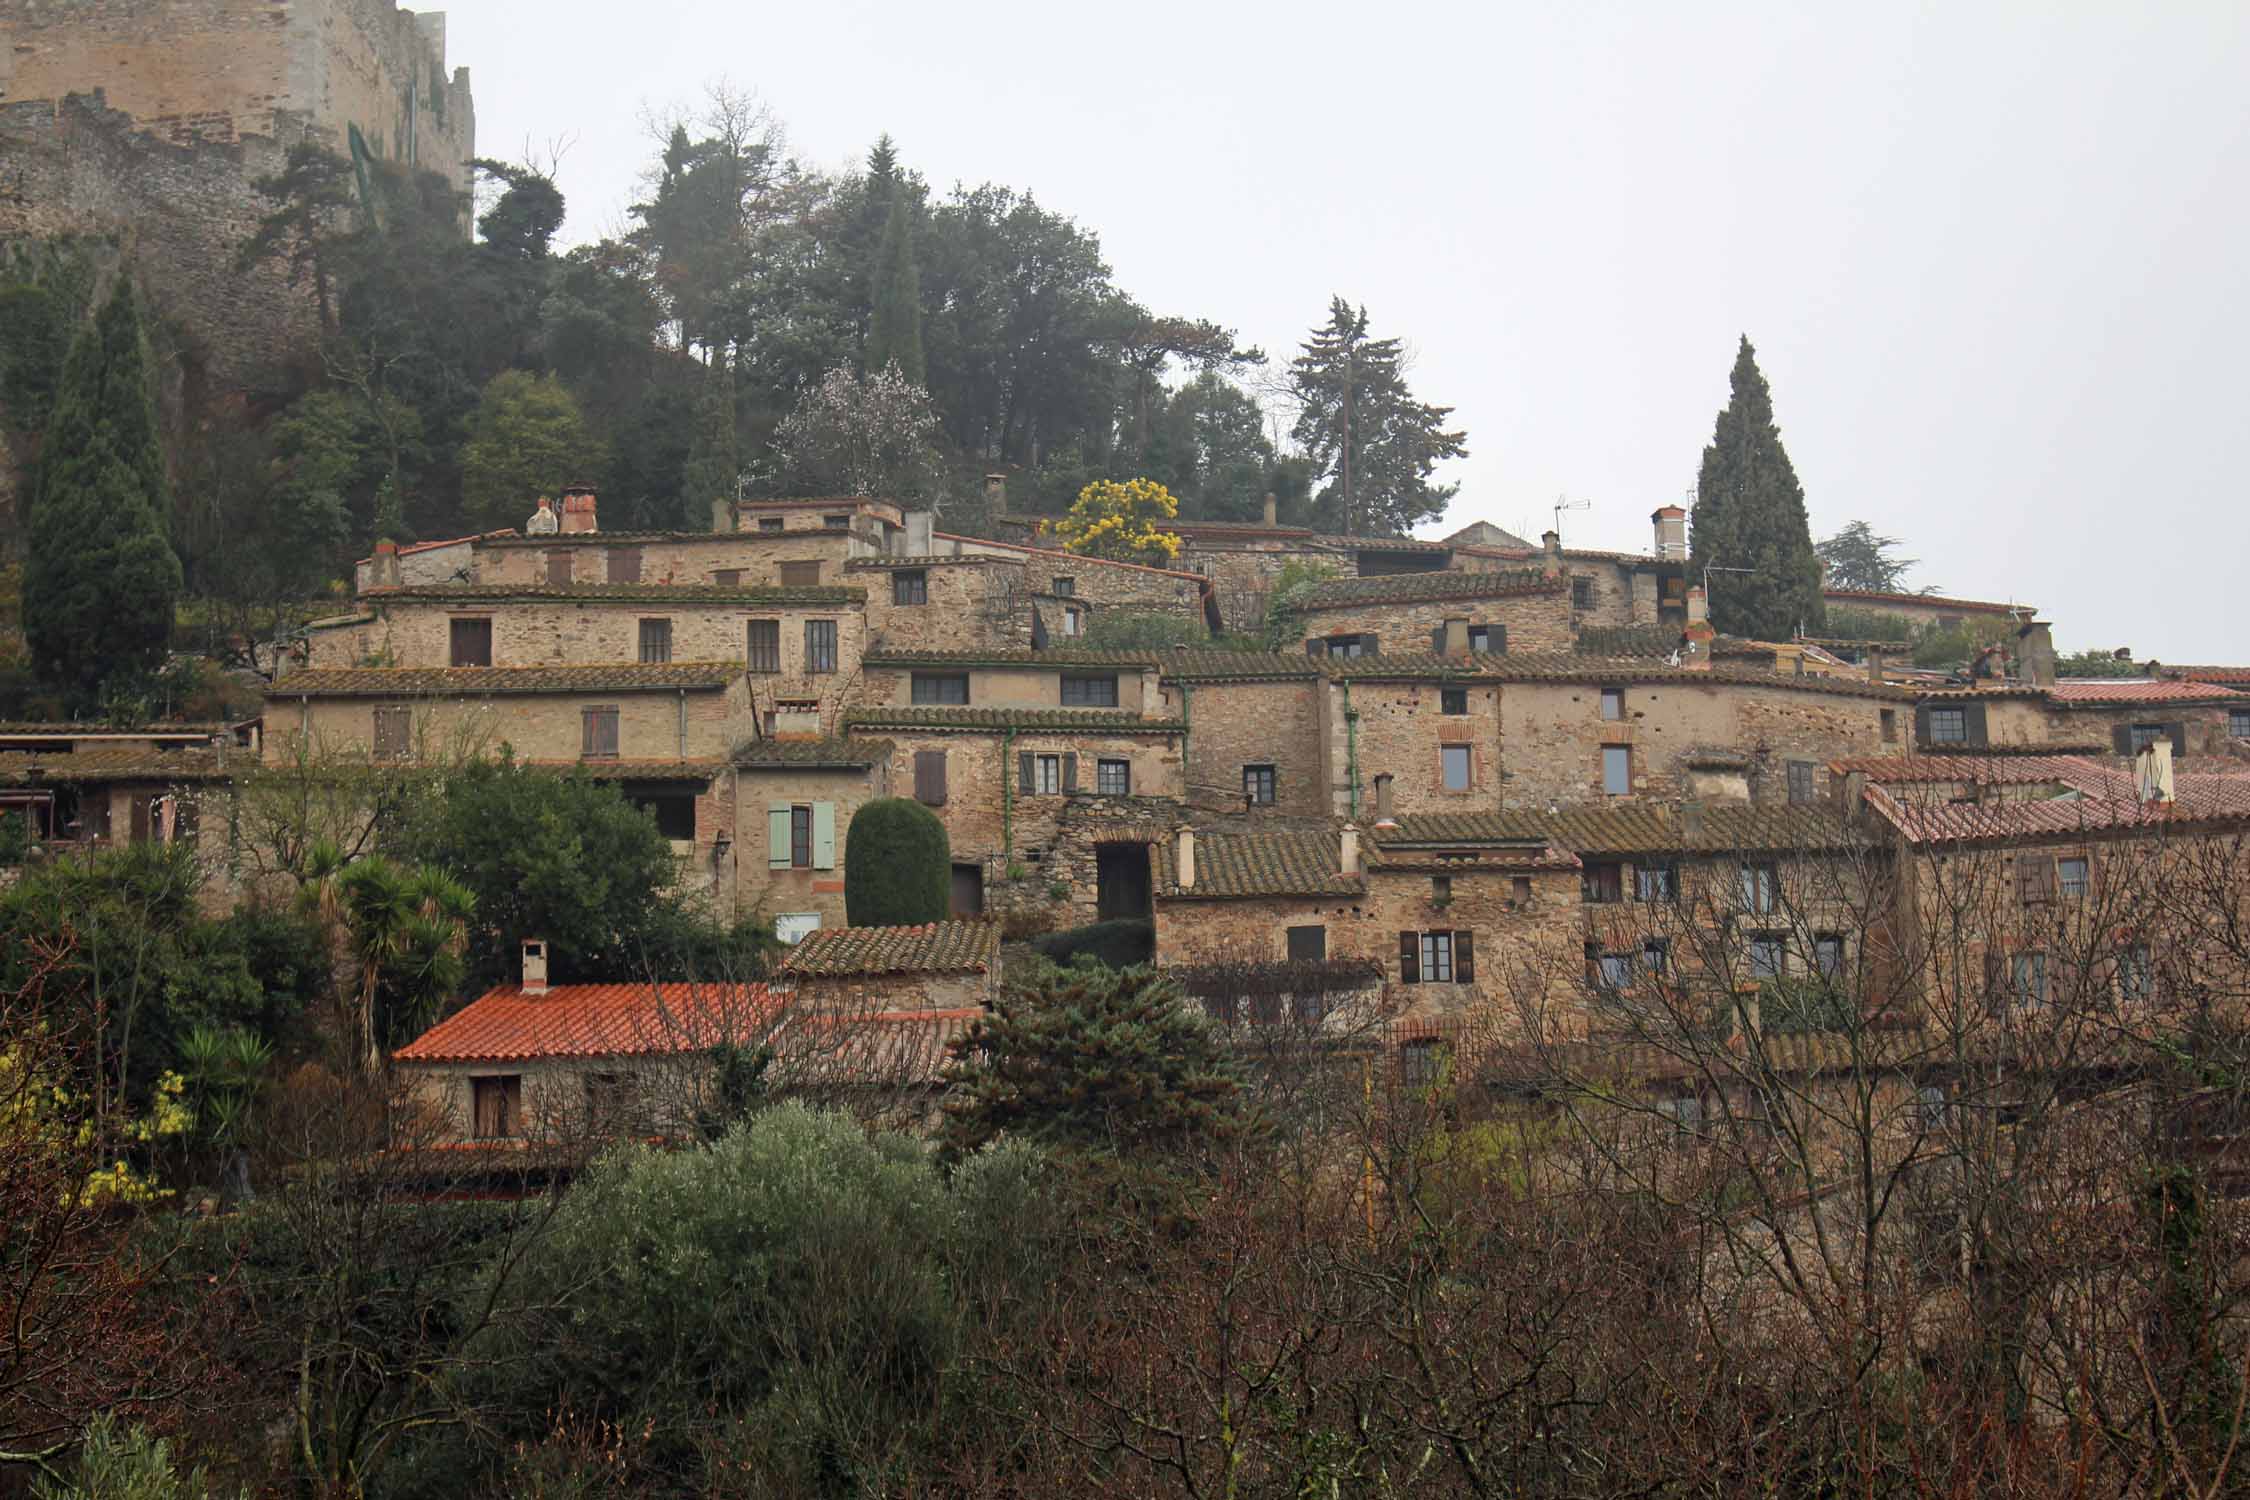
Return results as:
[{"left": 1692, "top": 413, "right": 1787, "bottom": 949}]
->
[
  {"left": 872, "top": 729, "right": 1185, "bottom": 866},
  {"left": 279, "top": 682, "right": 743, "bottom": 763},
  {"left": 734, "top": 766, "right": 886, "bottom": 932},
  {"left": 1157, "top": 678, "right": 1329, "bottom": 816},
  {"left": 1295, "top": 590, "right": 1573, "bottom": 656},
  {"left": 472, "top": 532, "right": 853, "bottom": 588},
  {"left": 858, "top": 663, "right": 1158, "bottom": 716},
  {"left": 1329, "top": 677, "right": 1503, "bottom": 819},
  {"left": 310, "top": 597, "right": 866, "bottom": 677},
  {"left": 853, "top": 557, "right": 1032, "bottom": 652}
]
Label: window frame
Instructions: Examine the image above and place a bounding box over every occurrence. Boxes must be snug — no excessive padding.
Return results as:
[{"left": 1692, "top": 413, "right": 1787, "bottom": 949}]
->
[
  {"left": 1441, "top": 743, "right": 1473, "bottom": 793},
  {"left": 1571, "top": 576, "right": 1595, "bottom": 610},
  {"left": 745, "top": 619, "right": 781, "bottom": 673},
  {"left": 1033, "top": 754, "right": 1062, "bottom": 795},
  {"left": 892, "top": 570, "right": 929, "bottom": 606},
  {"left": 1748, "top": 932, "right": 1786, "bottom": 980},
  {"left": 2012, "top": 950, "right": 2049, "bottom": 1008},
  {"left": 1928, "top": 706, "right": 1968, "bottom": 745},
  {"left": 1286, "top": 924, "right": 1327, "bottom": 962},
  {"left": 448, "top": 616, "right": 493, "bottom": 668},
  {"left": 580, "top": 705, "right": 620, "bottom": 760},
  {"left": 1322, "top": 634, "right": 1368, "bottom": 659},
  {"left": 1635, "top": 861, "right": 1677, "bottom": 903},
  {"left": 1582, "top": 861, "right": 1624, "bottom": 905},
  {"left": 1600, "top": 687, "right": 1625, "bottom": 721},
  {"left": 1440, "top": 687, "right": 1469, "bottom": 716},
  {"left": 1243, "top": 764, "right": 1277, "bottom": 805},
  {"left": 1467, "top": 624, "right": 1500, "bottom": 654},
  {"left": 1814, "top": 933, "right": 1846, "bottom": 981},
  {"left": 1601, "top": 744, "right": 1632, "bottom": 796},
  {"left": 2057, "top": 855, "right": 2090, "bottom": 899},
  {"left": 804, "top": 618, "right": 839, "bottom": 674},
  {"left": 1420, "top": 930, "right": 1455, "bottom": 984},
  {"left": 2232, "top": 709, "right": 2250, "bottom": 740},
  {"left": 1787, "top": 760, "right": 1816, "bottom": 806},
  {"left": 790, "top": 804, "right": 813, "bottom": 869},
  {"left": 471, "top": 1075, "right": 521, "bottom": 1140},
  {"left": 1740, "top": 862, "right": 1779, "bottom": 913},
  {"left": 1051, "top": 576, "right": 1075, "bottom": 597},
  {"left": 637, "top": 617, "right": 673, "bottom": 665},
  {"left": 2129, "top": 722, "right": 2166, "bottom": 754},
  {"left": 1059, "top": 672, "right": 1120, "bottom": 707},
  {"left": 910, "top": 672, "right": 970, "bottom": 705},
  {"left": 1095, "top": 757, "right": 1131, "bottom": 796}
]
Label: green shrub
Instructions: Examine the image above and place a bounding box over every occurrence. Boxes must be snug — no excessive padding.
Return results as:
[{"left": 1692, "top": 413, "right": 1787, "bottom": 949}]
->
[
  {"left": 1761, "top": 977, "right": 1856, "bottom": 1034},
  {"left": 1028, "top": 917, "right": 1153, "bottom": 969},
  {"left": 842, "top": 797, "right": 950, "bottom": 927},
  {"left": 33, "top": 1412, "right": 241, "bottom": 1499}
]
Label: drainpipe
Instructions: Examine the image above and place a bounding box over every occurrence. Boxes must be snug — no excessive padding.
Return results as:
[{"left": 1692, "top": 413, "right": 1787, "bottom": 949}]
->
[
  {"left": 1340, "top": 680, "right": 1361, "bottom": 820},
  {"left": 676, "top": 689, "right": 688, "bottom": 760},
  {"left": 1001, "top": 725, "right": 1017, "bottom": 856},
  {"left": 1177, "top": 682, "right": 1191, "bottom": 798}
]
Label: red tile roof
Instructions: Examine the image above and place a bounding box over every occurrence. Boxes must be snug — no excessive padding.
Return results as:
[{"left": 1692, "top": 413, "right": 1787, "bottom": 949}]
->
[
  {"left": 2160, "top": 665, "right": 2250, "bottom": 685},
  {"left": 2045, "top": 680, "right": 2245, "bottom": 706},
  {"left": 1864, "top": 777, "right": 2250, "bottom": 843},
  {"left": 1823, "top": 588, "right": 2031, "bottom": 615},
  {"left": 267, "top": 662, "right": 742, "bottom": 697},
  {"left": 1826, "top": 753, "right": 2108, "bottom": 785},
  {"left": 394, "top": 982, "right": 775, "bottom": 1063},
  {"left": 777, "top": 920, "right": 1000, "bottom": 978}
]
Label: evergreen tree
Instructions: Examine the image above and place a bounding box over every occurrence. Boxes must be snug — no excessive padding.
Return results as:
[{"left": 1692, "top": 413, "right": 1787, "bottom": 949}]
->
[
  {"left": 24, "top": 277, "right": 182, "bottom": 705},
  {"left": 865, "top": 197, "right": 925, "bottom": 385},
  {"left": 680, "top": 348, "right": 739, "bottom": 526},
  {"left": 1689, "top": 336, "right": 1826, "bottom": 640},
  {"left": 843, "top": 797, "right": 949, "bottom": 927},
  {"left": 1288, "top": 297, "right": 1466, "bottom": 536},
  {"left": 1815, "top": 519, "right": 1921, "bottom": 594}
]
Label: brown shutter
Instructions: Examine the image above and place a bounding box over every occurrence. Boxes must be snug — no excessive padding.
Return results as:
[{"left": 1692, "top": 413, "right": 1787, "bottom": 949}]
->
[
  {"left": 1490, "top": 624, "right": 1507, "bottom": 654},
  {"left": 1454, "top": 930, "right": 1476, "bottom": 984},
  {"left": 1062, "top": 753, "right": 1078, "bottom": 792},
  {"left": 915, "top": 749, "right": 947, "bottom": 805},
  {"left": 601, "top": 710, "right": 619, "bottom": 757},
  {"left": 608, "top": 546, "right": 643, "bottom": 583},
  {"left": 546, "top": 549, "right": 573, "bottom": 585},
  {"left": 1398, "top": 931, "right": 1420, "bottom": 983},
  {"left": 2169, "top": 722, "right": 2190, "bottom": 759},
  {"left": 1963, "top": 701, "right": 1989, "bottom": 747},
  {"left": 713, "top": 569, "right": 741, "bottom": 588},
  {"left": 1019, "top": 752, "right": 1035, "bottom": 793},
  {"left": 1364, "top": 634, "right": 1380, "bottom": 656},
  {"left": 2112, "top": 724, "right": 2135, "bottom": 756}
]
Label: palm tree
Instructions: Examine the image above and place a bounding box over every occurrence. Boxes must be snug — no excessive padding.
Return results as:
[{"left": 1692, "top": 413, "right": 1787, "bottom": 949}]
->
[{"left": 300, "top": 842, "right": 473, "bottom": 1073}]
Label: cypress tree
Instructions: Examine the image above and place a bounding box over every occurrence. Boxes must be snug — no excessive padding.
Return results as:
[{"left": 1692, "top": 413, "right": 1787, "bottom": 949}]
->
[
  {"left": 679, "top": 346, "right": 738, "bottom": 528},
  {"left": 1688, "top": 336, "right": 1825, "bottom": 640},
  {"left": 24, "top": 277, "right": 182, "bottom": 705},
  {"left": 865, "top": 197, "right": 925, "bottom": 386},
  {"left": 843, "top": 797, "right": 950, "bottom": 927}
]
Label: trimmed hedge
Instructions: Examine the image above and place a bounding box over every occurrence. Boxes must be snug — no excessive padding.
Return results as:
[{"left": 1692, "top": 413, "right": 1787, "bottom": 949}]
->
[{"left": 843, "top": 797, "right": 951, "bottom": 927}]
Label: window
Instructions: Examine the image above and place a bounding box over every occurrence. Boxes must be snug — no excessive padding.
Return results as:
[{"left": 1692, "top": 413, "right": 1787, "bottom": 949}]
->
[
  {"left": 1582, "top": 861, "right": 1623, "bottom": 904},
  {"left": 1814, "top": 933, "right": 1846, "bottom": 981},
  {"left": 607, "top": 546, "right": 643, "bottom": 584},
  {"left": 913, "top": 749, "right": 948, "bottom": 806},
  {"left": 1031, "top": 755, "right": 1062, "bottom": 794},
  {"left": 712, "top": 569, "right": 742, "bottom": 588},
  {"left": 1420, "top": 931, "right": 1455, "bottom": 983},
  {"left": 2119, "top": 945, "right": 2152, "bottom": 1002},
  {"left": 1321, "top": 634, "right": 1370, "bottom": 659},
  {"left": 1051, "top": 577, "right": 1075, "bottom": 597},
  {"left": 1748, "top": 933, "right": 1786, "bottom": 980},
  {"left": 1916, "top": 1086, "right": 1951, "bottom": 1132},
  {"left": 1595, "top": 951, "right": 1634, "bottom": 990},
  {"left": 1636, "top": 862, "right": 1677, "bottom": 902},
  {"left": 584, "top": 1072, "right": 638, "bottom": 1134},
  {"left": 805, "top": 619, "right": 838, "bottom": 673},
  {"left": 2129, "top": 723, "right": 2166, "bottom": 754},
  {"left": 1244, "top": 764, "right": 1277, "bottom": 805},
  {"left": 1740, "top": 863, "right": 1778, "bottom": 912},
  {"left": 751, "top": 517, "right": 782, "bottom": 533},
  {"left": 745, "top": 620, "right": 780, "bottom": 672},
  {"left": 1600, "top": 687, "right": 1625, "bottom": 721},
  {"left": 371, "top": 706, "right": 412, "bottom": 761},
  {"left": 1096, "top": 757, "right": 1131, "bottom": 795},
  {"left": 1468, "top": 624, "right": 1502, "bottom": 654},
  {"left": 545, "top": 548, "right": 574, "bottom": 585},
  {"left": 1060, "top": 673, "right": 1119, "bottom": 707},
  {"left": 790, "top": 805, "right": 812, "bottom": 868},
  {"left": 1602, "top": 745, "right": 1631, "bottom": 795},
  {"left": 472, "top": 1076, "right": 521, "bottom": 1140},
  {"left": 1640, "top": 938, "right": 1671, "bottom": 977},
  {"left": 2016, "top": 853, "right": 2057, "bottom": 904},
  {"left": 765, "top": 801, "right": 835, "bottom": 871},
  {"left": 911, "top": 672, "right": 969, "bottom": 705},
  {"left": 2012, "top": 951, "right": 2048, "bottom": 1007},
  {"left": 1400, "top": 1038, "right": 1450, "bottom": 1089},
  {"left": 638, "top": 618, "right": 672, "bottom": 664},
  {"left": 2058, "top": 856, "right": 2090, "bottom": 898},
  {"left": 1286, "top": 925, "right": 1327, "bottom": 962},
  {"left": 449, "top": 617, "right": 492, "bottom": 667},
  {"left": 2233, "top": 709, "right": 2250, "bottom": 740},
  {"left": 1787, "top": 761, "right": 1816, "bottom": 805},
  {"left": 1928, "top": 707, "right": 1968, "bottom": 744},
  {"left": 1511, "top": 875, "right": 1533, "bottom": 903},
  {"left": 1431, "top": 875, "right": 1453, "bottom": 904},
  {"left": 779, "top": 560, "right": 823, "bottom": 587},
  {"left": 580, "top": 706, "right": 620, "bottom": 759},
  {"left": 1571, "top": 576, "right": 1595, "bottom": 609},
  {"left": 1881, "top": 708, "right": 1899, "bottom": 743},
  {"left": 892, "top": 570, "right": 928, "bottom": 605},
  {"left": 822, "top": 513, "right": 849, "bottom": 530},
  {"left": 1441, "top": 688, "right": 1468, "bottom": 715},
  {"left": 1442, "top": 744, "right": 1472, "bottom": 792},
  {"left": 631, "top": 790, "right": 697, "bottom": 841}
]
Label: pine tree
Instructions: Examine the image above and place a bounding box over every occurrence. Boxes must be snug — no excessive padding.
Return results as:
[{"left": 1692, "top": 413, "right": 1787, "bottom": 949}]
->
[
  {"left": 1289, "top": 297, "right": 1466, "bottom": 536},
  {"left": 865, "top": 197, "right": 925, "bottom": 385},
  {"left": 24, "top": 277, "right": 182, "bottom": 705},
  {"left": 680, "top": 347, "right": 738, "bottom": 527},
  {"left": 1688, "top": 336, "right": 1825, "bottom": 640}
]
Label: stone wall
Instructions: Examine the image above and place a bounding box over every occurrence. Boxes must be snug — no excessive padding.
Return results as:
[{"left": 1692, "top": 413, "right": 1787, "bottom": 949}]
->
[
  {"left": 1158, "top": 678, "right": 1329, "bottom": 816},
  {"left": 871, "top": 728, "right": 1185, "bottom": 866},
  {"left": 853, "top": 556, "right": 1032, "bottom": 651},
  {"left": 1294, "top": 590, "right": 1574, "bottom": 656},
  {"left": 940, "top": 537, "right": 1209, "bottom": 628},
  {"left": 734, "top": 765, "right": 886, "bottom": 932},
  {"left": 277, "top": 680, "right": 745, "bottom": 763},
  {"left": 308, "top": 596, "right": 865, "bottom": 677},
  {"left": 472, "top": 531, "right": 853, "bottom": 588},
  {"left": 858, "top": 662, "right": 1159, "bottom": 716},
  {"left": 1329, "top": 677, "right": 1503, "bottom": 818}
]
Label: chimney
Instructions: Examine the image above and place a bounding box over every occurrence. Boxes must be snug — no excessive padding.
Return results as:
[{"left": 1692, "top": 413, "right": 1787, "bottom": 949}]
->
[
  {"left": 1865, "top": 645, "right": 1886, "bottom": 684},
  {"left": 560, "top": 486, "right": 598, "bottom": 534},
  {"left": 1651, "top": 505, "right": 1688, "bottom": 561},
  {"left": 710, "top": 496, "right": 735, "bottom": 533},
  {"left": 525, "top": 495, "right": 559, "bottom": 535},
  {"left": 521, "top": 937, "right": 549, "bottom": 995},
  {"left": 1175, "top": 826, "right": 1195, "bottom": 889},
  {"left": 1541, "top": 529, "right": 1562, "bottom": 579},
  {"left": 1262, "top": 492, "right": 1278, "bottom": 528},
  {"left": 1685, "top": 586, "right": 1709, "bottom": 626},
  {"left": 1339, "top": 822, "right": 1362, "bottom": 879},
  {"left": 2017, "top": 619, "right": 2056, "bottom": 688},
  {"left": 1680, "top": 797, "right": 1706, "bottom": 843},
  {"left": 1682, "top": 588, "right": 1716, "bottom": 672},
  {"left": 1442, "top": 617, "right": 1469, "bottom": 656},
  {"left": 369, "top": 538, "right": 402, "bottom": 590},
  {"left": 2137, "top": 739, "right": 2176, "bottom": 805},
  {"left": 984, "top": 473, "right": 1006, "bottom": 512},
  {"left": 1373, "top": 772, "right": 1397, "bottom": 828},
  {"left": 904, "top": 509, "right": 935, "bottom": 555}
]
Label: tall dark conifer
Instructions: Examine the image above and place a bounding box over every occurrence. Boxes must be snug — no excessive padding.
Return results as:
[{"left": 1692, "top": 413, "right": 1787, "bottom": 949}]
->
[
  {"left": 865, "top": 197, "right": 925, "bottom": 385},
  {"left": 680, "top": 347, "right": 738, "bottom": 528},
  {"left": 1289, "top": 297, "right": 1466, "bottom": 535},
  {"left": 1688, "top": 336, "right": 1825, "bottom": 640},
  {"left": 25, "top": 277, "right": 182, "bottom": 704}
]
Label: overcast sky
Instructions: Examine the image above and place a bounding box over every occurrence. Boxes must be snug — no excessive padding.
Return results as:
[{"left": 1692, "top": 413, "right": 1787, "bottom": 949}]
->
[{"left": 445, "top": 1, "right": 2248, "bottom": 662}]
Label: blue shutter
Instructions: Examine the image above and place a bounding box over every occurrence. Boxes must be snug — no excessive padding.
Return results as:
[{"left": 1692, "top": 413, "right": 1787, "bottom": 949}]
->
[
  {"left": 812, "top": 802, "right": 837, "bottom": 869},
  {"left": 767, "top": 804, "right": 792, "bottom": 869}
]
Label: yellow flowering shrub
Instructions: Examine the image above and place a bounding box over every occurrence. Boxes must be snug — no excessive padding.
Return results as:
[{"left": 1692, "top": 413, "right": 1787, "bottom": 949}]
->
[
  {"left": 1048, "top": 478, "right": 1185, "bottom": 566},
  {"left": 2, "top": 1039, "right": 183, "bottom": 1205}
]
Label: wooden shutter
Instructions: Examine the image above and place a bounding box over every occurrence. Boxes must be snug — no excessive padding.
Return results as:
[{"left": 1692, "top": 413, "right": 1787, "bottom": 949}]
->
[
  {"left": 1454, "top": 930, "right": 1476, "bottom": 984},
  {"left": 1019, "top": 752, "right": 1035, "bottom": 793},
  {"left": 546, "top": 549, "right": 573, "bottom": 585},
  {"left": 812, "top": 802, "right": 837, "bottom": 869},
  {"left": 1398, "top": 931, "right": 1420, "bottom": 984},
  {"left": 174, "top": 797, "right": 199, "bottom": 845},
  {"left": 1363, "top": 634, "right": 1380, "bottom": 656},
  {"left": 1489, "top": 624, "right": 1507, "bottom": 654},
  {"left": 1306, "top": 639, "right": 1323, "bottom": 657},
  {"left": 1431, "top": 625, "right": 1447, "bottom": 653},
  {"left": 1062, "top": 753, "right": 1078, "bottom": 792},
  {"left": 767, "top": 804, "right": 793, "bottom": 868},
  {"left": 128, "top": 794, "right": 153, "bottom": 844},
  {"left": 713, "top": 569, "right": 741, "bottom": 588},
  {"left": 914, "top": 749, "right": 947, "bottom": 805},
  {"left": 2169, "top": 722, "right": 2190, "bottom": 758},
  {"left": 1914, "top": 705, "right": 1934, "bottom": 746},
  {"left": 608, "top": 546, "right": 643, "bottom": 583},
  {"left": 2112, "top": 724, "right": 2134, "bottom": 756},
  {"left": 1963, "top": 702, "right": 1989, "bottom": 747}
]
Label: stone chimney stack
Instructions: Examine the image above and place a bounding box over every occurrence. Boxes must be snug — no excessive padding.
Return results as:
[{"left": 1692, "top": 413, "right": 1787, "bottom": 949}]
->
[
  {"left": 521, "top": 937, "right": 549, "bottom": 995},
  {"left": 1682, "top": 587, "right": 1715, "bottom": 671},
  {"left": 1865, "top": 645, "right": 1886, "bottom": 685},
  {"left": 1442, "top": 618, "right": 1469, "bottom": 656},
  {"left": 1373, "top": 772, "right": 1397, "bottom": 828},
  {"left": 1262, "top": 492, "right": 1278, "bottom": 528},
  {"left": 369, "top": 538, "right": 402, "bottom": 590},
  {"left": 1541, "top": 530, "right": 1563, "bottom": 579},
  {"left": 711, "top": 496, "right": 735, "bottom": 533},
  {"left": 1175, "top": 826, "right": 1196, "bottom": 890},
  {"left": 2017, "top": 619, "right": 2057, "bottom": 688},
  {"left": 905, "top": 510, "right": 935, "bottom": 555},
  {"left": 1339, "top": 822, "right": 1361, "bottom": 879},
  {"left": 1680, "top": 797, "right": 1706, "bottom": 842},
  {"left": 560, "top": 486, "right": 598, "bottom": 534},
  {"left": 1651, "top": 505, "right": 1688, "bottom": 561},
  {"left": 984, "top": 473, "right": 1006, "bottom": 512},
  {"left": 2137, "top": 740, "right": 2176, "bottom": 805}
]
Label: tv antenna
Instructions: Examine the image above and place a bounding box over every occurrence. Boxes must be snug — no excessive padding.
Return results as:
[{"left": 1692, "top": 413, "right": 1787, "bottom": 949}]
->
[
  {"left": 1551, "top": 495, "right": 1591, "bottom": 547},
  {"left": 1701, "top": 559, "right": 1753, "bottom": 615}
]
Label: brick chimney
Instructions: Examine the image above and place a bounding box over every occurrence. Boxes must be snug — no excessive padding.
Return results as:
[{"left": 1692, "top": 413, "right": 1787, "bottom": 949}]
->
[
  {"left": 521, "top": 937, "right": 549, "bottom": 995},
  {"left": 1339, "top": 822, "right": 1361, "bottom": 879},
  {"left": 2137, "top": 740, "right": 2176, "bottom": 805},
  {"left": 369, "top": 538, "right": 402, "bottom": 590},
  {"left": 1262, "top": 492, "right": 1278, "bottom": 528},
  {"left": 2017, "top": 619, "right": 2056, "bottom": 688},
  {"left": 1541, "top": 529, "right": 1563, "bottom": 579},
  {"left": 1682, "top": 587, "right": 1715, "bottom": 670},
  {"left": 1651, "top": 505, "right": 1688, "bottom": 561},
  {"left": 560, "top": 486, "right": 598, "bottom": 534},
  {"left": 1372, "top": 772, "right": 1397, "bottom": 828},
  {"left": 1175, "top": 826, "right": 1195, "bottom": 889}
]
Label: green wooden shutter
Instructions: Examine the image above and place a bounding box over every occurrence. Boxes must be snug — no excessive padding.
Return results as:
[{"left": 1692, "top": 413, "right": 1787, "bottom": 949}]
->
[
  {"left": 812, "top": 802, "right": 836, "bottom": 869},
  {"left": 1062, "top": 753, "right": 1078, "bottom": 792},
  {"left": 767, "top": 804, "right": 792, "bottom": 868}
]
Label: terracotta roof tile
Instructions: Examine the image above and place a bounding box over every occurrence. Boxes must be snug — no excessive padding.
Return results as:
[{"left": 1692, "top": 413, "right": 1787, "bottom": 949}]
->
[
  {"left": 523, "top": 758, "right": 726, "bottom": 781},
  {"left": 843, "top": 706, "right": 1185, "bottom": 733},
  {"left": 929, "top": 531, "right": 1207, "bottom": 583},
  {"left": 777, "top": 920, "right": 1000, "bottom": 977},
  {"left": 1865, "top": 781, "right": 2250, "bottom": 843},
  {"left": 1372, "top": 804, "right": 1867, "bottom": 856},
  {"left": 366, "top": 583, "right": 865, "bottom": 606},
  {"left": 1317, "top": 653, "right": 1917, "bottom": 701},
  {"left": 732, "top": 737, "right": 892, "bottom": 768},
  {"left": 1297, "top": 569, "right": 1560, "bottom": 610},
  {"left": 2045, "top": 680, "right": 2245, "bottom": 706},
  {"left": 862, "top": 647, "right": 1159, "bottom": 669},
  {"left": 1827, "top": 753, "right": 2108, "bottom": 785},
  {"left": 267, "top": 663, "right": 742, "bottom": 697},
  {"left": 1159, "top": 827, "right": 1365, "bottom": 899},
  {"left": 1157, "top": 650, "right": 1324, "bottom": 682},
  {"left": 1823, "top": 588, "right": 2032, "bottom": 615},
  {"left": 0, "top": 747, "right": 231, "bottom": 784},
  {"left": 394, "top": 982, "right": 775, "bottom": 1063},
  {"left": 2160, "top": 665, "right": 2250, "bottom": 685}
]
